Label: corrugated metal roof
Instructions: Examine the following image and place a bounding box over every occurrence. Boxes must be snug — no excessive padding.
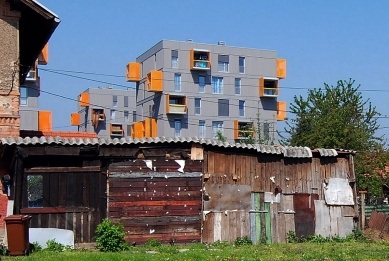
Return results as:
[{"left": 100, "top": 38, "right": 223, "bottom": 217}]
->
[{"left": 0, "top": 136, "right": 350, "bottom": 158}]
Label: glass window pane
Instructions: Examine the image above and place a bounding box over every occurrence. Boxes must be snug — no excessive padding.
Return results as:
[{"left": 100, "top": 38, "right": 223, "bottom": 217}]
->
[
  {"left": 235, "top": 78, "right": 241, "bottom": 95},
  {"left": 239, "top": 57, "right": 245, "bottom": 73},
  {"left": 174, "top": 74, "right": 181, "bottom": 91},
  {"left": 199, "top": 120, "right": 205, "bottom": 138},
  {"left": 27, "top": 175, "right": 43, "bottom": 208},
  {"left": 174, "top": 119, "right": 181, "bottom": 137},
  {"left": 199, "top": 75, "right": 205, "bottom": 93}
]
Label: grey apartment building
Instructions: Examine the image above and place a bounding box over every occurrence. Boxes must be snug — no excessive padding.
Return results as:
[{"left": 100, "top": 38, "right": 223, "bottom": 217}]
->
[
  {"left": 74, "top": 87, "right": 136, "bottom": 138},
  {"left": 126, "top": 39, "right": 286, "bottom": 143}
]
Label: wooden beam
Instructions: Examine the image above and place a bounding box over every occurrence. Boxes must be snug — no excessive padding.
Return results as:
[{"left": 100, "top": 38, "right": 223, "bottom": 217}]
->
[
  {"left": 25, "top": 166, "right": 100, "bottom": 173},
  {"left": 20, "top": 207, "right": 90, "bottom": 214}
]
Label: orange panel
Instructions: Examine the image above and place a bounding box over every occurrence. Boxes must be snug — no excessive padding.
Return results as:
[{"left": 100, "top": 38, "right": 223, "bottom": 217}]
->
[
  {"left": 70, "top": 113, "right": 80, "bottom": 126},
  {"left": 38, "top": 111, "right": 52, "bottom": 131},
  {"left": 144, "top": 118, "right": 151, "bottom": 138},
  {"left": 166, "top": 93, "right": 170, "bottom": 114},
  {"left": 277, "top": 101, "right": 287, "bottom": 121},
  {"left": 276, "top": 59, "right": 286, "bottom": 79},
  {"left": 151, "top": 118, "right": 157, "bottom": 137},
  {"left": 38, "top": 43, "right": 49, "bottom": 65},
  {"left": 190, "top": 49, "right": 194, "bottom": 70},
  {"left": 79, "top": 92, "right": 89, "bottom": 107},
  {"left": 259, "top": 77, "right": 264, "bottom": 97},
  {"left": 134, "top": 122, "right": 145, "bottom": 138},
  {"left": 126, "top": 62, "right": 140, "bottom": 82},
  {"left": 234, "top": 120, "right": 239, "bottom": 139},
  {"left": 146, "top": 70, "right": 163, "bottom": 92}
]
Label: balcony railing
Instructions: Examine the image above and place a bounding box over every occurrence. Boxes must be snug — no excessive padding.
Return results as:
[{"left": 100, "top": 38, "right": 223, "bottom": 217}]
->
[{"left": 168, "top": 104, "right": 187, "bottom": 114}]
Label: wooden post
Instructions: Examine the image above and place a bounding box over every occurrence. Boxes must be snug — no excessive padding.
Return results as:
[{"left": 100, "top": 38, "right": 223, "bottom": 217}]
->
[{"left": 359, "top": 191, "right": 367, "bottom": 230}]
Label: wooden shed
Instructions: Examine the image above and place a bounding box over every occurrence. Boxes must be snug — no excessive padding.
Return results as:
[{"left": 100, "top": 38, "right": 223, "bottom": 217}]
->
[{"left": 0, "top": 136, "right": 357, "bottom": 244}]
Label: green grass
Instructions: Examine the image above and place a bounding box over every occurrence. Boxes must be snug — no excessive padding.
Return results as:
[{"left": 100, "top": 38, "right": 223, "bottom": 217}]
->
[{"left": 3, "top": 241, "right": 389, "bottom": 261}]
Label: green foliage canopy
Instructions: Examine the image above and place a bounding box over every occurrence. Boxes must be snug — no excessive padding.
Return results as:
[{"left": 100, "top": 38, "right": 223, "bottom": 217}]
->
[{"left": 282, "top": 79, "right": 388, "bottom": 196}]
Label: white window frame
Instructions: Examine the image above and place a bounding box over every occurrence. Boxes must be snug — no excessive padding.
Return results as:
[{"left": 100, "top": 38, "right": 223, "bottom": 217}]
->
[
  {"left": 20, "top": 86, "right": 28, "bottom": 106},
  {"left": 174, "top": 119, "right": 181, "bottom": 137},
  {"left": 174, "top": 73, "right": 181, "bottom": 92},
  {"left": 172, "top": 56, "right": 178, "bottom": 68},
  {"left": 199, "top": 120, "right": 206, "bottom": 138},
  {"left": 239, "top": 100, "right": 245, "bottom": 117},
  {"left": 212, "top": 121, "right": 223, "bottom": 138},
  {"left": 218, "top": 61, "right": 229, "bottom": 72},
  {"left": 235, "top": 78, "right": 241, "bottom": 95},
  {"left": 195, "top": 98, "right": 201, "bottom": 115},
  {"left": 239, "top": 57, "right": 245, "bottom": 74},
  {"left": 212, "top": 77, "right": 223, "bottom": 94},
  {"left": 199, "top": 75, "right": 205, "bottom": 93}
]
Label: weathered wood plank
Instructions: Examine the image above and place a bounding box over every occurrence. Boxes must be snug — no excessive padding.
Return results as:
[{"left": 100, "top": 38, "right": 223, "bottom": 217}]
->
[
  {"left": 25, "top": 166, "right": 100, "bottom": 173},
  {"left": 338, "top": 217, "right": 354, "bottom": 238},
  {"left": 329, "top": 206, "right": 342, "bottom": 237},
  {"left": 314, "top": 200, "right": 330, "bottom": 237}
]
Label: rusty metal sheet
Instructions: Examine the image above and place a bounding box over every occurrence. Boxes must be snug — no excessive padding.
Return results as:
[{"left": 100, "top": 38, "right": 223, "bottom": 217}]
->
[
  {"left": 324, "top": 178, "right": 354, "bottom": 205},
  {"left": 368, "top": 210, "right": 388, "bottom": 231},
  {"left": 203, "top": 184, "right": 251, "bottom": 211},
  {"left": 293, "top": 193, "right": 315, "bottom": 237}
]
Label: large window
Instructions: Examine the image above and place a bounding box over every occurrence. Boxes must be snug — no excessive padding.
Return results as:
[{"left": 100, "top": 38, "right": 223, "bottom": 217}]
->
[
  {"left": 235, "top": 78, "right": 241, "bottom": 95},
  {"left": 218, "top": 55, "right": 229, "bottom": 72},
  {"left": 218, "top": 99, "right": 229, "bottom": 116},
  {"left": 171, "top": 50, "right": 178, "bottom": 68},
  {"left": 212, "top": 121, "right": 223, "bottom": 138},
  {"left": 124, "top": 111, "right": 129, "bottom": 122},
  {"left": 174, "top": 73, "right": 181, "bottom": 92},
  {"left": 195, "top": 98, "right": 201, "bottom": 115},
  {"left": 199, "top": 120, "right": 206, "bottom": 138},
  {"left": 212, "top": 77, "right": 223, "bottom": 94},
  {"left": 199, "top": 75, "right": 205, "bottom": 93},
  {"left": 27, "top": 175, "right": 43, "bottom": 208},
  {"left": 174, "top": 119, "right": 181, "bottom": 137},
  {"left": 110, "top": 110, "right": 116, "bottom": 120},
  {"left": 239, "top": 100, "right": 245, "bottom": 117},
  {"left": 239, "top": 57, "right": 245, "bottom": 73},
  {"left": 20, "top": 86, "right": 27, "bottom": 106}
]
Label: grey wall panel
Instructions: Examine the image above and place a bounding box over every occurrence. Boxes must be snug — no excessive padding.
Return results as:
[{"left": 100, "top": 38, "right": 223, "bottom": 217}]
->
[{"left": 20, "top": 110, "right": 38, "bottom": 130}]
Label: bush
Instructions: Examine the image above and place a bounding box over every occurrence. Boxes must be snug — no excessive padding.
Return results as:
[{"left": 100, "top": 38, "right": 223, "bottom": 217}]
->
[
  {"left": 45, "top": 239, "right": 65, "bottom": 252},
  {"left": 143, "top": 239, "right": 162, "bottom": 248},
  {"left": 234, "top": 236, "right": 252, "bottom": 246},
  {"left": 94, "top": 219, "right": 129, "bottom": 252}
]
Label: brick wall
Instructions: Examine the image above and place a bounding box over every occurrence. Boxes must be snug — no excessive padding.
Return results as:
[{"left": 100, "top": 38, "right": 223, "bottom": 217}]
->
[{"left": 0, "top": 0, "right": 21, "bottom": 138}]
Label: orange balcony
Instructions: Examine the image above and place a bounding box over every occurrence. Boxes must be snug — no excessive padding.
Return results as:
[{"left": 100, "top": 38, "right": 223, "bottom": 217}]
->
[
  {"left": 78, "top": 92, "right": 89, "bottom": 107},
  {"left": 70, "top": 113, "right": 80, "bottom": 126},
  {"left": 190, "top": 49, "right": 211, "bottom": 70},
  {"left": 166, "top": 94, "right": 187, "bottom": 114},
  {"left": 234, "top": 120, "right": 254, "bottom": 140},
  {"left": 276, "top": 59, "right": 286, "bottom": 79},
  {"left": 259, "top": 77, "right": 279, "bottom": 98},
  {"left": 146, "top": 70, "right": 163, "bottom": 92},
  {"left": 38, "top": 43, "right": 49, "bottom": 65},
  {"left": 91, "top": 108, "right": 105, "bottom": 128},
  {"left": 126, "top": 62, "right": 140, "bottom": 82},
  {"left": 277, "top": 101, "right": 287, "bottom": 121},
  {"left": 110, "top": 123, "right": 124, "bottom": 137},
  {"left": 131, "top": 118, "right": 157, "bottom": 138},
  {"left": 38, "top": 111, "right": 52, "bottom": 131}
]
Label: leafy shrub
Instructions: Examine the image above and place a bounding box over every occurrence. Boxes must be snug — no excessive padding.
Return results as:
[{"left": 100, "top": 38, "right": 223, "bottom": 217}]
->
[
  {"left": 45, "top": 239, "right": 65, "bottom": 252},
  {"left": 210, "top": 240, "right": 230, "bottom": 248},
  {"left": 31, "top": 242, "right": 42, "bottom": 253},
  {"left": 94, "top": 219, "right": 129, "bottom": 252},
  {"left": 234, "top": 236, "right": 252, "bottom": 246},
  {"left": 287, "top": 230, "right": 298, "bottom": 243},
  {"left": 143, "top": 239, "right": 162, "bottom": 248}
]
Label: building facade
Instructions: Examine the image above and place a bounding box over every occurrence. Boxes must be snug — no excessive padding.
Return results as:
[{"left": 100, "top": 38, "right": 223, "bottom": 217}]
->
[
  {"left": 126, "top": 40, "right": 287, "bottom": 142},
  {"left": 74, "top": 87, "right": 136, "bottom": 138}
]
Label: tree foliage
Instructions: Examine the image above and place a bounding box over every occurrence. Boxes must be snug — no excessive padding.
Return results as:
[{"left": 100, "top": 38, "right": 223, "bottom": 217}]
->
[
  {"left": 282, "top": 79, "right": 388, "bottom": 196},
  {"left": 240, "top": 113, "right": 275, "bottom": 145}
]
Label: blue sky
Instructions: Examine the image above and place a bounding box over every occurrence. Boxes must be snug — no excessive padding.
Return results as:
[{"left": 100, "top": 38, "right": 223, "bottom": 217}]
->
[{"left": 37, "top": 0, "right": 389, "bottom": 139}]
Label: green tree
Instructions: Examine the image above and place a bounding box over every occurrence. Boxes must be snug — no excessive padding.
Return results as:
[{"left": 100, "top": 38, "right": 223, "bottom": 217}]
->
[
  {"left": 282, "top": 79, "right": 388, "bottom": 196},
  {"left": 216, "top": 130, "right": 227, "bottom": 142}
]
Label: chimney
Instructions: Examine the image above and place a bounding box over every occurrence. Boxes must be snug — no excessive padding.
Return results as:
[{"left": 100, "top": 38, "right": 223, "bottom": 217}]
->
[
  {"left": 186, "top": 38, "right": 193, "bottom": 42},
  {"left": 218, "top": 41, "right": 226, "bottom": 46}
]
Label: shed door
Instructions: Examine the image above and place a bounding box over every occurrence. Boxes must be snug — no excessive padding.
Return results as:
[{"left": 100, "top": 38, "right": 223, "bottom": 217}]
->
[{"left": 108, "top": 159, "right": 202, "bottom": 244}]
